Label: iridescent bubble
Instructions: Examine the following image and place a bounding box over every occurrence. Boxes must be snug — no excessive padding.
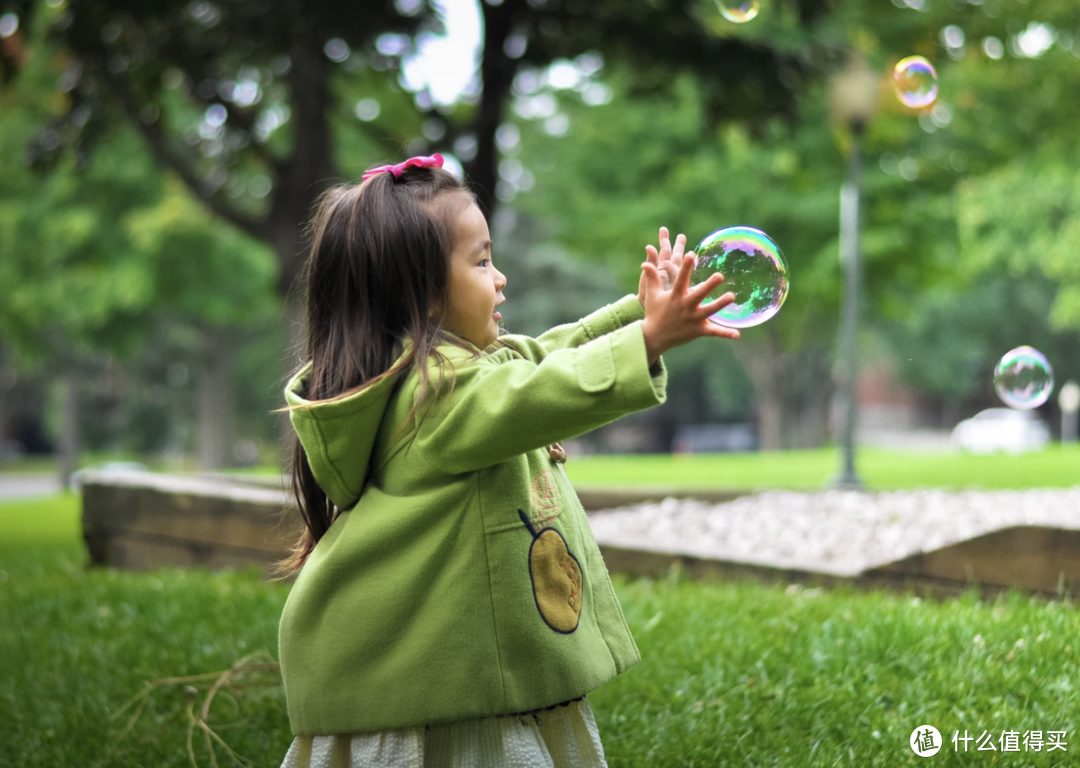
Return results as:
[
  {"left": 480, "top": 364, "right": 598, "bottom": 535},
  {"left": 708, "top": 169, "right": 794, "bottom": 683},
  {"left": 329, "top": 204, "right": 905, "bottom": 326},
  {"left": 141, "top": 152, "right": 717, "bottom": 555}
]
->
[
  {"left": 717, "top": 0, "right": 760, "bottom": 23},
  {"left": 893, "top": 56, "right": 938, "bottom": 108},
  {"left": 691, "top": 226, "right": 789, "bottom": 329},
  {"left": 994, "top": 346, "right": 1054, "bottom": 410}
]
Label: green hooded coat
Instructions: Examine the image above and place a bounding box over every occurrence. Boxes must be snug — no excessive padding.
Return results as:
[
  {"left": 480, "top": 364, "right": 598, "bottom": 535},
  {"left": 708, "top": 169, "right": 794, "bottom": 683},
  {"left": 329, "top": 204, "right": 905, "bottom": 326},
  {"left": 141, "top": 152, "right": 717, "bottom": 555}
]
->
[{"left": 278, "top": 293, "right": 668, "bottom": 735}]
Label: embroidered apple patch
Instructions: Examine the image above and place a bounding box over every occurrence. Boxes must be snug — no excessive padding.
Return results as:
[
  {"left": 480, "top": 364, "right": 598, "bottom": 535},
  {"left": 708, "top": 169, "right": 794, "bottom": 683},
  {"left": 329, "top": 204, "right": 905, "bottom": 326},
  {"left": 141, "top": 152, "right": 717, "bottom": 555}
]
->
[{"left": 518, "top": 508, "right": 582, "bottom": 633}]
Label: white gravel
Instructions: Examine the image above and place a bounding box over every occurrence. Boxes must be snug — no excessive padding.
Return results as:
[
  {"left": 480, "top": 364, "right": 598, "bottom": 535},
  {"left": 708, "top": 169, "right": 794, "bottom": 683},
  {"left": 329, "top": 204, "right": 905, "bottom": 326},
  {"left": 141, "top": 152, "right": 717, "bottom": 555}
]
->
[{"left": 587, "top": 488, "right": 1080, "bottom": 576}]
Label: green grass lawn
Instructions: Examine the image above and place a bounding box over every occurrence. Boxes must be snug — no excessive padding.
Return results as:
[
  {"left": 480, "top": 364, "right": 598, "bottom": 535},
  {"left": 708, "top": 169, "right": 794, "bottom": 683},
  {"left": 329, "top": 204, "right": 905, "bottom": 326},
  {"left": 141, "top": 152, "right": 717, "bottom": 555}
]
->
[
  {"left": 2, "top": 495, "right": 1079, "bottom": 766},
  {"left": 563, "top": 446, "right": 1080, "bottom": 492},
  {"left": 0, "top": 451, "right": 179, "bottom": 475},
  {"left": 6, "top": 445, "right": 1080, "bottom": 491}
]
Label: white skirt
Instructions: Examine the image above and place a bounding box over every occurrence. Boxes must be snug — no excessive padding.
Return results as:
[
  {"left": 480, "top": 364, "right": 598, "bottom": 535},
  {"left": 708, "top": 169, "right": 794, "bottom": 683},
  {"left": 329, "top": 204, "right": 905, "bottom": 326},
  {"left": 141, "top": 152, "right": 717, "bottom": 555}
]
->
[{"left": 278, "top": 697, "right": 607, "bottom": 768}]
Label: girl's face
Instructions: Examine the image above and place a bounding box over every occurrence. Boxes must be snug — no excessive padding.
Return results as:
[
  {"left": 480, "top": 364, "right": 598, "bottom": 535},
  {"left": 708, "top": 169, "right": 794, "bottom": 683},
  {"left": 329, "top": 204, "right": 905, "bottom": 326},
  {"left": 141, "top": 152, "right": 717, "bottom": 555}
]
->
[{"left": 439, "top": 200, "right": 507, "bottom": 350}]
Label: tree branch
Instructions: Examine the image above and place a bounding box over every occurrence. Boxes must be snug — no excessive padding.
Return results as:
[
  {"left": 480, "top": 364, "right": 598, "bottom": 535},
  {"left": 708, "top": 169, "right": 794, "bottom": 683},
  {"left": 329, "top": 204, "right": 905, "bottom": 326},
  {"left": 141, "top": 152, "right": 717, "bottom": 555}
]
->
[
  {"left": 94, "top": 65, "right": 272, "bottom": 244},
  {"left": 468, "top": 0, "right": 528, "bottom": 217},
  {"left": 214, "top": 93, "right": 284, "bottom": 175}
]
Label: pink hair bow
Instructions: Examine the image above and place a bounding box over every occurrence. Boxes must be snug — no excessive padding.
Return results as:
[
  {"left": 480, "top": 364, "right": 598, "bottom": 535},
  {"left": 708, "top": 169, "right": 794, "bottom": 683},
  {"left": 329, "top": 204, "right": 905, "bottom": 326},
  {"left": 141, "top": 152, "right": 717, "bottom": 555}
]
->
[{"left": 362, "top": 153, "right": 445, "bottom": 181}]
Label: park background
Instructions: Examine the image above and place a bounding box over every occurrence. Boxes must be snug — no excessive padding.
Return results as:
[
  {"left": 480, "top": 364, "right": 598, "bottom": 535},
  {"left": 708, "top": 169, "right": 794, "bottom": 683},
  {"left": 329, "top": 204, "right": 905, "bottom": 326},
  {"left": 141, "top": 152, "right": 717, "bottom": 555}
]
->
[
  {"left": 2, "top": 0, "right": 1080, "bottom": 480},
  {"left": 2, "top": 0, "right": 1080, "bottom": 766}
]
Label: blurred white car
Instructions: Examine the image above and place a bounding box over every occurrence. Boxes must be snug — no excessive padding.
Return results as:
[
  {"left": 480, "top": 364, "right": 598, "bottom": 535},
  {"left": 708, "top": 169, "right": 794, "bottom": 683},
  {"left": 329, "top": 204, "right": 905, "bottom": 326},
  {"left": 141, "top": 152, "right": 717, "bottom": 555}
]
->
[{"left": 951, "top": 408, "right": 1050, "bottom": 454}]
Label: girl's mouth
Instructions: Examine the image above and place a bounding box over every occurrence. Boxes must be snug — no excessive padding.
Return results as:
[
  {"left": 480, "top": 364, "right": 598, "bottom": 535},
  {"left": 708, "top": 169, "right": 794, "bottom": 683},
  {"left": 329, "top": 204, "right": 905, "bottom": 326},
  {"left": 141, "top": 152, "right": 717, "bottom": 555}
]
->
[{"left": 492, "top": 311, "right": 502, "bottom": 320}]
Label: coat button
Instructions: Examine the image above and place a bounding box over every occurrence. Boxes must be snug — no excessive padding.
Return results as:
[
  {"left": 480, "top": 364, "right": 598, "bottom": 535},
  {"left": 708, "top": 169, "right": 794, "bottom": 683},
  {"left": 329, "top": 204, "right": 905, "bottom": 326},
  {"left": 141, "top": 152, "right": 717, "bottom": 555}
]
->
[{"left": 547, "top": 442, "right": 568, "bottom": 464}]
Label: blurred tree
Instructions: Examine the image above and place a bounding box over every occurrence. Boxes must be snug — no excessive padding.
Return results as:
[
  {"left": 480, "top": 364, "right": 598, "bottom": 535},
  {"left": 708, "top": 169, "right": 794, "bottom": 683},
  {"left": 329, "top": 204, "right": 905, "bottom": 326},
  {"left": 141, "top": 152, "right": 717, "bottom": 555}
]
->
[
  {"left": 958, "top": 154, "right": 1080, "bottom": 334},
  {"left": 5, "top": 0, "right": 1078, "bottom": 458},
  {"left": 0, "top": 0, "right": 835, "bottom": 464},
  {"left": 867, "top": 0, "right": 1080, "bottom": 422},
  {"left": 498, "top": 0, "right": 1080, "bottom": 447},
  {"left": 512, "top": 69, "right": 844, "bottom": 448},
  {"left": 0, "top": 22, "right": 276, "bottom": 478},
  {"left": 880, "top": 270, "right": 1080, "bottom": 428},
  {"left": 0, "top": 0, "right": 831, "bottom": 328}
]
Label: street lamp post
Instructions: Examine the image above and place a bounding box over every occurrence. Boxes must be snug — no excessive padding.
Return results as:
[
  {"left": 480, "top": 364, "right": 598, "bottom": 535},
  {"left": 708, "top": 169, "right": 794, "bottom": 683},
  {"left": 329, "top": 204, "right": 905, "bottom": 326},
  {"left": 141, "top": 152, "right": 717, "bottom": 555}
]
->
[
  {"left": 829, "top": 52, "right": 880, "bottom": 491},
  {"left": 1060, "top": 380, "right": 1080, "bottom": 444}
]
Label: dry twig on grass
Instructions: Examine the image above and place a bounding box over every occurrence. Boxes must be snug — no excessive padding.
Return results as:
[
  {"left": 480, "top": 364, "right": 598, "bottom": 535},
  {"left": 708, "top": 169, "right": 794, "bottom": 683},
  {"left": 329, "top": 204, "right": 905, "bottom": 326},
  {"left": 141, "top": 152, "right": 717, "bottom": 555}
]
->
[{"left": 92, "top": 649, "right": 283, "bottom": 768}]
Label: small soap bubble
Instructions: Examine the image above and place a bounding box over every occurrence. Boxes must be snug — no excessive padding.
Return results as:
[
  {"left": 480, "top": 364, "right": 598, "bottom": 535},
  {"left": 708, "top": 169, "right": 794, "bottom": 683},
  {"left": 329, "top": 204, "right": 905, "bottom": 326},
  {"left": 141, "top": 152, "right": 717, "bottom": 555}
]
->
[
  {"left": 691, "top": 226, "right": 789, "bottom": 329},
  {"left": 994, "top": 346, "right": 1054, "bottom": 410},
  {"left": 717, "top": 0, "right": 760, "bottom": 23},
  {"left": 893, "top": 56, "right": 938, "bottom": 108}
]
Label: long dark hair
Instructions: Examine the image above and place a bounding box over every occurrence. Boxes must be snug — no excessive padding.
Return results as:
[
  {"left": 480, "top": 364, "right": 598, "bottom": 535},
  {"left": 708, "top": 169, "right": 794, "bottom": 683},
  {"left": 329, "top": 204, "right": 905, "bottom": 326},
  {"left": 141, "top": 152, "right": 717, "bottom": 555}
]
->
[{"left": 267, "top": 164, "right": 483, "bottom": 582}]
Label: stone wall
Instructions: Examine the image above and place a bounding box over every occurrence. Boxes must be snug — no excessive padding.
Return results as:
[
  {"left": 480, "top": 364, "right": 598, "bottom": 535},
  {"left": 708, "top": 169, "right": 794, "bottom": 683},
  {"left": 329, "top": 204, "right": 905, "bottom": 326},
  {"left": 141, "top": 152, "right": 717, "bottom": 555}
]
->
[
  {"left": 80, "top": 471, "right": 298, "bottom": 580},
  {"left": 79, "top": 472, "right": 1080, "bottom": 601}
]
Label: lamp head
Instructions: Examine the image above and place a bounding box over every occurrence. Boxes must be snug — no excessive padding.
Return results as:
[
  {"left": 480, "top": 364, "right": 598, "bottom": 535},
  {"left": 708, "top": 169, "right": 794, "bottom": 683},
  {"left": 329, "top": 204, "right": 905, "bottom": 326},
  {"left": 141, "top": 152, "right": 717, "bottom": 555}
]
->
[{"left": 829, "top": 51, "right": 881, "bottom": 132}]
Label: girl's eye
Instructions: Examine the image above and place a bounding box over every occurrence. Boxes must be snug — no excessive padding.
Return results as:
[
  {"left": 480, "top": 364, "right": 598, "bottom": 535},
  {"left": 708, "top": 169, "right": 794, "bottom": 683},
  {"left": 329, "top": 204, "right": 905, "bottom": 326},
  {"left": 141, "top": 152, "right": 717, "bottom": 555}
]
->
[{"left": 479, "top": 258, "right": 490, "bottom": 267}]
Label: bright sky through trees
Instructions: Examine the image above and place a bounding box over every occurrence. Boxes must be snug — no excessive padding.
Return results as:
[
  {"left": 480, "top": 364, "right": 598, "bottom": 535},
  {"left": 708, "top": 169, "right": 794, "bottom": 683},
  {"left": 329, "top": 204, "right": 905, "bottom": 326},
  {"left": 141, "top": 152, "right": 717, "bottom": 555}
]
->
[{"left": 399, "top": 0, "right": 480, "bottom": 106}]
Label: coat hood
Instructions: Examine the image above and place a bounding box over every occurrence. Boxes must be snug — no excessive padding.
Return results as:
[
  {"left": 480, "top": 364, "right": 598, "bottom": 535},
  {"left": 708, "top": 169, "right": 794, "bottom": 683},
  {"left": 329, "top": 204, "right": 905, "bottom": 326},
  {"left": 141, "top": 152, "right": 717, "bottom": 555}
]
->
[{"left": 283, "top": 337, "right": 479, "bottom": 511}]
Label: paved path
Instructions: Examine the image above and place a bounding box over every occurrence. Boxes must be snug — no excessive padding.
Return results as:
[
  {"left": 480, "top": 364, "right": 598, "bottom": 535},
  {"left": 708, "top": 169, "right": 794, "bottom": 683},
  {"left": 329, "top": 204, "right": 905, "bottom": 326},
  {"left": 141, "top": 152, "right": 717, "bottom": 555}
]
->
[{"left": 0, "top": 474, "right": 62, "bottom": 500}]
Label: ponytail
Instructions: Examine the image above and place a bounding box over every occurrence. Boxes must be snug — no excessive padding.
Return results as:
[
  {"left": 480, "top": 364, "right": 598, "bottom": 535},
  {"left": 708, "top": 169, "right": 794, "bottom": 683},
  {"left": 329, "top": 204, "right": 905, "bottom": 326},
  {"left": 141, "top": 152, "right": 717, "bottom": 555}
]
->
[{"left": 266, "top": 436, "right": 332, "bottom": 582}]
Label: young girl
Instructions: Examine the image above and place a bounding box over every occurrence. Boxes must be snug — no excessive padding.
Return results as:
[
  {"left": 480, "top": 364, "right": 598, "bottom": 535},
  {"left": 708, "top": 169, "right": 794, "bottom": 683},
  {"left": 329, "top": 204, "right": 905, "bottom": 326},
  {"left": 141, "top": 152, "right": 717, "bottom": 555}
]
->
[{"left": 271, "top": 153, "right": 738, "bottom": 768}]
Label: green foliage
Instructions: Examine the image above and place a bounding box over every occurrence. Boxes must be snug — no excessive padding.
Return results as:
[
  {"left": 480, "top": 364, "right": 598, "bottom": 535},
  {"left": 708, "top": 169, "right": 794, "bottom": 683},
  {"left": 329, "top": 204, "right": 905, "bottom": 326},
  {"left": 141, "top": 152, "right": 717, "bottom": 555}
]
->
[
  {"left": 0, "top": 26, "right": 278, "bottom": 370},
  {"left": 958, "top": 155, "right": 1080, "bottom": 333},
  {"left": 508, "top": 0, "right": 1080, "bottom": 429},
  {"left": 122, "top": 176, "right": 278, "bottom": 327},
  {"left": 883, "top": 272, "right": 1080, "bottom": 402},
  {"left": 4, "top": 0, "right": 1080, "bottom": 448},
  {"left": 0, "top": 42, "right": 161, "bottom": 362},
  {"left": 516, "top": 70, "right": 846, "bottom": 332}
]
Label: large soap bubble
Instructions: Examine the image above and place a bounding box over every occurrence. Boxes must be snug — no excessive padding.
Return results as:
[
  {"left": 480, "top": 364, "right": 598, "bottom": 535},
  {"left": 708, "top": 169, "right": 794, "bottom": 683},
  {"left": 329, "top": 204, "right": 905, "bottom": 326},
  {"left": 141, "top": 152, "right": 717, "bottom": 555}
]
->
[
  {"left": 893, "top": 56, "right": 938, "bottom": 108},
  {"left": 994, "top": 346, "right": 1054, "bottom": 410},
  {"left": 691, "top": 226, "right": 789, "bottom": 329},
  {"left": 717, "top": 0, "right": 760, "bottom": 23}
]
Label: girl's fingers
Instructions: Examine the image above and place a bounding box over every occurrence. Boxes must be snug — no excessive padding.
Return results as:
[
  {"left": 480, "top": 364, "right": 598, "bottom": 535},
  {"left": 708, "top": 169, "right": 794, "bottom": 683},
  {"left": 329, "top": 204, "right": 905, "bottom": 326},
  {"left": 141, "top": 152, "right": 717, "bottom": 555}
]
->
[
  {"left": 674, "top": 251, "right": 696, "bottom": 294},
  {"left": 688, "top": 271, "right": 726, "bottom": 303},
  {"left": 707, "top": 324, "right": 741, "bottom": 340},
  {"left": 645, "top": 244, "right": 659, "bottom": 265},
  {"left": 699, "top": 290, "right": 737, "bottom": 316},
  {"left": 672, "top": 233, "right": 686, "bottom": 261},
  {"left": 659, "top": 226, "right": 672, "bottom": 259}
]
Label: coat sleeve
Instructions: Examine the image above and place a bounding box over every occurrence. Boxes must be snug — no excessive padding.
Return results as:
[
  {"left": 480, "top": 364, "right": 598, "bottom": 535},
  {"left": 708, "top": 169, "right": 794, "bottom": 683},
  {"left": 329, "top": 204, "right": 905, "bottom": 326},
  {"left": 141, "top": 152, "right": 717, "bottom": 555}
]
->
[
  {"left": 492, "top": 294, "right": 646, "bottom": 364},
  {"left": 413, "top": 320, "right": 667, "bottom": 474}
]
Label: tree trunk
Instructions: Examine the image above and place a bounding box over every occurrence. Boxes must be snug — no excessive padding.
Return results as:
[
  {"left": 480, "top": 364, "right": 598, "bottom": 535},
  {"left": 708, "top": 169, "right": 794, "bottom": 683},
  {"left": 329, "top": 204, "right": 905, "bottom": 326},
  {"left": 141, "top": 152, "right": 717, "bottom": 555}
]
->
[
  {"left": 469, "top": 0, "right": 525, "bottom": 216},
  {"left": 796, "top": 381, "right": 832, "bottom": 448},
  {"left": 789, "top": 343, "right": 835, "bottom": 448},
  {"left": 272, "top": 31, "right": 338, "bottom": 300},
  {"left": 58, "top": 374, "right": 79, "bottom": 491},
  {"left": 734, "top": 330, "right": 786, "bottom": 451},
  {"left": 196, "top": 325, "right": 235, "bottom": 471},
  {"left": 757, "top": 383, "right": 783, "bottom": 451}
]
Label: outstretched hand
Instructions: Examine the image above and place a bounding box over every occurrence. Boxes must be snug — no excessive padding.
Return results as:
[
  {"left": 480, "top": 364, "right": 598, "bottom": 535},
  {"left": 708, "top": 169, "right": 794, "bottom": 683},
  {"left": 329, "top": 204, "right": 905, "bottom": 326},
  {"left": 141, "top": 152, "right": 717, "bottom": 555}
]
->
[
  {"left": 638, "top": 226, "right": 686, "bottom": 306},
  {"left": 639, "top": 247, "right": 740, "bottom": 366}
]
